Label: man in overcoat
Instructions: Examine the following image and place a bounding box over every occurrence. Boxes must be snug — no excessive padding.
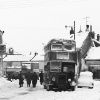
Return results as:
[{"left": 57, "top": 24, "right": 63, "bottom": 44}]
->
[{"left": 31, "top": 72, "right": 38, "bottom": 87}]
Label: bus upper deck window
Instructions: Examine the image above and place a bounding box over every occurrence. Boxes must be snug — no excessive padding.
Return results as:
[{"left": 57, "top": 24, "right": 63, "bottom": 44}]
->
[
  {"left": 51, "top": 44, "right": 62, "bottom": 50},
  {"left": 64, "top": 45, "right": 75, "bottom": 51}
]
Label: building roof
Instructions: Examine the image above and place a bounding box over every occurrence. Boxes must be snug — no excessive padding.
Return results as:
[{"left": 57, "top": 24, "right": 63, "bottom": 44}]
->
[
  {"left": 3, "top": 54, "right": 31, "bottom": 62},
  {"left": 75, "top": 31, "right": 89, "bottom": 48},
  {"left": 85, "top": 47, "right": 100, "bottom": 60},
  {"left": 3, "top": 54, "right": 44, "bottom": 62}
]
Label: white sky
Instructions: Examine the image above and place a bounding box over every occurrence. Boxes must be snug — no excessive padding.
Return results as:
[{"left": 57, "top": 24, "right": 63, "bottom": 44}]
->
[{"left": 0, "top": 0, "right": 100, "bottom": 55}]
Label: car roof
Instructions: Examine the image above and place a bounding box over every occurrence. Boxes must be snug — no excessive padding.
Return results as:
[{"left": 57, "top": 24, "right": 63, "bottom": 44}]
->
[{"left": 80, "top": 71, "right": 93, "bottom": 76}]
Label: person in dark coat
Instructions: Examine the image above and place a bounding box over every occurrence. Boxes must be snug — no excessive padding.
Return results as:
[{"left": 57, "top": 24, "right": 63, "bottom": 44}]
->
[
  {"left": 7, "top": 73, "right": 12, "bottom": 82},
  {"left": 39, "top": 71, "right": 44, "bottom": 85},
  {"left": 25, "top": 71, "right": 31, "bottom": 87},
  {"left": 18, "top": 71, "right": 24, "bottom": 88},
  {"left": 31, "top": 72, "right": 38, "bottom": 87}
]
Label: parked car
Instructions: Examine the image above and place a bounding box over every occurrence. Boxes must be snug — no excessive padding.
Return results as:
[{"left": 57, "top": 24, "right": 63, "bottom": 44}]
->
[{"left": 77, "top": 71, "right": 94, "bottom": 89}]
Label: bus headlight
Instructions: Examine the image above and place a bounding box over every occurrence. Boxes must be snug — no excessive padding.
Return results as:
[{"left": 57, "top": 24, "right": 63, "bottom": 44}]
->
[
  {"left": 68, "top": 79, "right": 71, "bottom": 82},
  {"left": 71, "top": 81, "right": 76, "bottom": 86}
]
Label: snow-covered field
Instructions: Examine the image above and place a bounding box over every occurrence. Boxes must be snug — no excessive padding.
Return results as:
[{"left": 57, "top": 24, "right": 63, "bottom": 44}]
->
[{"left": 0, "top": 77, "right": 100, "bottom": 100}]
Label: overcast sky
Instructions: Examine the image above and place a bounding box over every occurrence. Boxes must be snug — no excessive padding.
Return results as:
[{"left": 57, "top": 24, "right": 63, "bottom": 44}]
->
[{"left": 0, "top": 0, "right": 99, "bottom": 55}]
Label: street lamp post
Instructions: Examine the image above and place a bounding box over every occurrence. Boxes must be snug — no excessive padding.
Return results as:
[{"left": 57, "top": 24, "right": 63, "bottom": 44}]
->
[
  {"left": 0, "top": 30, "right": 5, "bottom": 76},
  {"left": 30, "top": 52, "right": 38, "bottom": 61},
  {"left": 74, "top": 21, "right": 75, "bottom": 40}
]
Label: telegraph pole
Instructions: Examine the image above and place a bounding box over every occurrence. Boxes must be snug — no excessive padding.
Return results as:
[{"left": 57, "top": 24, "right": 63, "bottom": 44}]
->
[
  {"left": 74, "top": 21, "right": 75, "bottom": 40},
  {"left": 0, "top": 30, "right": 4, "bottom": 76},
  {"left": 0, "top": 30, "right": 6, "bottom": 76}
]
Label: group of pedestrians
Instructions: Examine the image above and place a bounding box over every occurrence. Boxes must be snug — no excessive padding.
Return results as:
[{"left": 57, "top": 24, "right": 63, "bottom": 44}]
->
[{"left": 18, "top": 71, "right": 44, "bottom": 88}]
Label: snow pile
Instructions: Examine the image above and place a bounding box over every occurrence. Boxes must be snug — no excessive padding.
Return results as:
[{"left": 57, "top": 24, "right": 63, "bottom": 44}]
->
[
  {"left": 10, "top": 80, "right": 100, "bottom": 100},
  {"left": 0, "top": 77, "right": 12, "bottom": 87},
  {"left": 3, "top": 54, "right": 30, "bottom": 62},
  {"left": 0, "top": 79, "right": 99, "bottom": 100}
]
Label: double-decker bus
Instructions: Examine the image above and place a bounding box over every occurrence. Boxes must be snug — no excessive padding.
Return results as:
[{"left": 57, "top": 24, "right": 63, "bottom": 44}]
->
[{"left": 43, "top": 39, "right": 77, "bottom": 91}]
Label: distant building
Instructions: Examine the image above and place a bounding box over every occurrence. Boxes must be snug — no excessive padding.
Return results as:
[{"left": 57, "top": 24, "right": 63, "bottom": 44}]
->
[
  {"left": 2, "top": 54, "right": 30, "bottom": 75},
  {"left": 2, "top": 54, "right": 44, "bottom": 75},
  {"left": 85, "top": 47, "right": 100, "bottom": 79},
  {"left": 30, "top": 54, "right": 44, "bottom": 72}
]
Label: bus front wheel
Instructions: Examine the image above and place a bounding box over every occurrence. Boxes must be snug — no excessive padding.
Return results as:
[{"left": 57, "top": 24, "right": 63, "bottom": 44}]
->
[
  {"left": 71, "top": 86, "right": 75, "bottom": 91},
  {"left": 47, "top": 85, "right": 52, "bottom": 91},
  {"left": 44, "top": 85, "right": 47, "bottom": 89}
]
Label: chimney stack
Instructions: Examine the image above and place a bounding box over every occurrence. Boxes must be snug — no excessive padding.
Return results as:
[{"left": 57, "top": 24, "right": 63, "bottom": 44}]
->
[
  {"left": 86, "top": 25, "right": 89, "bottom": 32},
  {"left": 90, "top": 25, "right": 92, "bottom": 32},
  {"left": 97, "top": 34, "right": 100, "bottom": 41},
  {"left": 0, "top": 30, "right": 4, "bottom": 44}
]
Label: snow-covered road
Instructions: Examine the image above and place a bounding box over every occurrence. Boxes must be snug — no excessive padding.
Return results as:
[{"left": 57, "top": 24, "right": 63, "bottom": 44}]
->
[{"left": 0, "top": 78, "right": 100, "bottom": 100}]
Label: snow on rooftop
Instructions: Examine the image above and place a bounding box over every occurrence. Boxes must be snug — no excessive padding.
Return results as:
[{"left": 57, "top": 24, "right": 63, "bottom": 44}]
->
[
  {"left": 75, "top": 31, "right": 89, "bottom": 48},
  {"left": 3, "top": 54, "right": 44, "bottom": 62},
  {"left": 3, "top": 54, "right": 31, "bottom": 62},
  {"left": 86, "top": 47, "right": 100, "bottom": 60}
]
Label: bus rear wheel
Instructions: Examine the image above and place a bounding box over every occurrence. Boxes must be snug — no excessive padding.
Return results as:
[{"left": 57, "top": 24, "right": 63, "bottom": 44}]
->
[{"left": 44, "top": 85, "right": 47, "bottom": 89}]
